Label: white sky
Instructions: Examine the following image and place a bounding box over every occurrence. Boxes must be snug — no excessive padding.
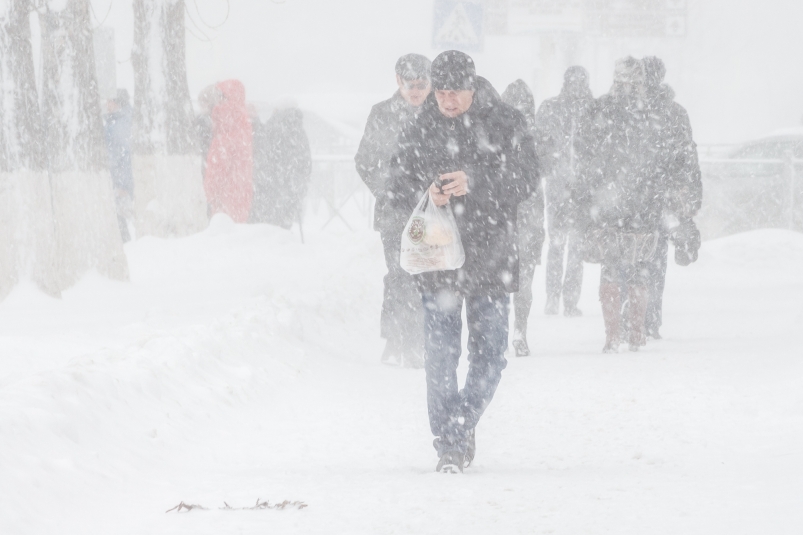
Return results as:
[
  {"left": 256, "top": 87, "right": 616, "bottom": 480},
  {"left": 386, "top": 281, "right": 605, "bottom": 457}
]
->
[{"left": 94, "top": 0, "right": 802, "bottom": 144}]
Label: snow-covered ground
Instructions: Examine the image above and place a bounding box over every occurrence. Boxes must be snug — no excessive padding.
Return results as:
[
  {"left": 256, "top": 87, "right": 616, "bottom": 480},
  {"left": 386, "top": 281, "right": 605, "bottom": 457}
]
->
[{"left": 1, "top": 218, "right": 802, "bottom": 535}]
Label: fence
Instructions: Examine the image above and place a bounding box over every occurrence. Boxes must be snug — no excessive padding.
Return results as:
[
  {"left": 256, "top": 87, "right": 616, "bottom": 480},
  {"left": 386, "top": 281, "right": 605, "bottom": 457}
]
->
[
  {"left": 305, "top": 152, "right": 803, "bottom": 241},
  {"left": 305, "top": 154, "right": 373, "bottom": 232}
]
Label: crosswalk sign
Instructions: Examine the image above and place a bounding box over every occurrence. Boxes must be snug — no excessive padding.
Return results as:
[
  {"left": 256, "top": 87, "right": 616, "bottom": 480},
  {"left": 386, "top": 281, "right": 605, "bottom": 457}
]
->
[{"left": 432, "top": 1, "right": 484, "bottom": 53}]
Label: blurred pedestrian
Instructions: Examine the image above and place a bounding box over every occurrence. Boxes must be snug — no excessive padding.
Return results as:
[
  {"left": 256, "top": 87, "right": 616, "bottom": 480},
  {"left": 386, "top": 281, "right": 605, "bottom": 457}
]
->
[
  {"left": 641, "top": 56, "right": 703, "bottom": 339},
  {"left": 578, "top": 57, "right": 663, "bottom": 352},
  {"left": 534, "top": 66, "right": 595, "bottom": 317},
  {"left": 204, "top": 79, "right": 253, "bottom": 223},
  {"left": 389, "top": 51, "right": 538, "bottom": 472},
  {"left": 355, "top": 53, "right": 431, "bottom": 368},
  {"left": 103, "top": 88, "right": 134, "bottom": 242},
  {"left": 251, "top": 104, "right": 312, "bottom": 229},
  {"left": 501, "top": 80, "right": 545, "bottom": 357},
  {"left": 195, "top": 84, "right": 221, "bottom": 169}
]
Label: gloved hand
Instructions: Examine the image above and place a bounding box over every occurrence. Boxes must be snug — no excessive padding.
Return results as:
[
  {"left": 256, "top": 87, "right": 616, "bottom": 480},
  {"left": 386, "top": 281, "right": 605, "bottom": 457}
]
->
[{"left": 671, "top": 218, "right": 701, "bottom": 266}]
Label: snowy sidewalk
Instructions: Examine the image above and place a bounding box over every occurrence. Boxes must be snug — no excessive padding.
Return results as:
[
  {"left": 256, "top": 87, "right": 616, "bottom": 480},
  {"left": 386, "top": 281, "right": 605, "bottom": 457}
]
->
[{"left": 1, "top": 221, "right": 802, "bottom": 535}]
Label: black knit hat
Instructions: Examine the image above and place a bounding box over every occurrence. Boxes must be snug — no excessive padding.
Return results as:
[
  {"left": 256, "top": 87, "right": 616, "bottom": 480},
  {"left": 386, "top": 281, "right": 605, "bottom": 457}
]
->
[
  {"left": 430, "top": 50, "right": 476, "bottom": 91},
  {"left": 395, "top": 53, "right": 431, "bottom": 81},
  {"left": 642, "top": 56, "right": 666, "bottom": 89}
]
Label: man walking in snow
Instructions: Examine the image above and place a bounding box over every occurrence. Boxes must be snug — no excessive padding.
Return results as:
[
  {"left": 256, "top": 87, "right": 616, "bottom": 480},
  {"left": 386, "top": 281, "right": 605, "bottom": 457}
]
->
[
  {"left": 534, "top": 66, "right": 596, "bottom": 318},
  {"left": 501, "top": 80, "right": 546, "bottom": 357},
  {"left": 355, "top": 53, "right": 432, "bottom": 368},
  {"left": 390, "top": 51, "right": 539, "bottom": 472},
  {"left": 641, "top": 56, "right": 702, "bottom": 339}
]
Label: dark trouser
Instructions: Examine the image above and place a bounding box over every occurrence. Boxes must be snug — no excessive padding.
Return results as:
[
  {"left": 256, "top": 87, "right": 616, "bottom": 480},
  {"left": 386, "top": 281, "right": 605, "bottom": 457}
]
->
[
  {"left": 422, "top": 290, "right": 509, "bottom": 455},
  {"left": 546, "top": 227, "right": 583, "bottom": 308},
  {"left": 513, "top": 217, "right": 545, "bottom": 336},
  {"left": 380, "top": 228, "right": 424, "bottom": 354},
  {"left": 114, "top": 189, "right": 132, "bottom": 243},
  {"left": 645, "top": 236, "right": 669, "bottom": 334}
]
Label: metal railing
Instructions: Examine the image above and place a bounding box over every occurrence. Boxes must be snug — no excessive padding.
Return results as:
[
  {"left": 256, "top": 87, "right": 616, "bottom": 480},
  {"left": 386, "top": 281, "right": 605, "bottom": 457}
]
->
[
  {"left": 698, "top": 152, "right": 802, "bottom": 239},
  {"left": 305, "top": 153, "right": 373, "bottom": 231}
]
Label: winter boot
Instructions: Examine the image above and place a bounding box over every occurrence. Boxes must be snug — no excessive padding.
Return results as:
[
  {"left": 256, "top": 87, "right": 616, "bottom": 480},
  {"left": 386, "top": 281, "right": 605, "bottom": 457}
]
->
[
  {"left": 464, "top": 428, "right": 476, "bottom": 468},
  {"left": 599, "top": 283, "right": 621, "bottom": 353},
  {"left": 544, "top": 295, "right": 560, "bottom": 315},
  {"left": 436, "top": 451, "right": 464, "bottom": 473},
  {"left": 628, "top": 285, "right": 648, "bottom": 351},
  {"left": 647, "top": 326, "right": 662, "bottom": 340},
  {"left": 563, "top": 305, "right": 583, "bottom": 317},
  {"left": 512, "top": 329, "right": 530, "bottom": 357},
  {"left": 381, "top": 339, "right": 401, "bottom": 366}
]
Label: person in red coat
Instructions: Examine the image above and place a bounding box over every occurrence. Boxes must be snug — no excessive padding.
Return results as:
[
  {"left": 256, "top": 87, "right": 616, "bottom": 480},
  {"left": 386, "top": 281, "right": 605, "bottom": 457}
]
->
[{"left": 204, "top": 79, "right": 253, "bottom": 223}]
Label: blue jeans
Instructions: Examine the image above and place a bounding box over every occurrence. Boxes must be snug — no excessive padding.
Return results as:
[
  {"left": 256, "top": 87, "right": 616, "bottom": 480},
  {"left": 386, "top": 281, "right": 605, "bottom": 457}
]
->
[{"left": 422, "top": 290, "right": 509, "bottom": 456}]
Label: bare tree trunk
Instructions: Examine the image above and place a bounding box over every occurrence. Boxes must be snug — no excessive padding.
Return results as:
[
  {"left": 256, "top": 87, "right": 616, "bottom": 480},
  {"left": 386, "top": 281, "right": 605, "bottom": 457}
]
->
[
  {"left": 40, "top": 0, "right": 128, "bottom": 288},
  {"left": 132, "top": 0, "right": 207, "bottom": 237},
  {"left": 0, "top": 0, "right": 59, "bottom": 300}
]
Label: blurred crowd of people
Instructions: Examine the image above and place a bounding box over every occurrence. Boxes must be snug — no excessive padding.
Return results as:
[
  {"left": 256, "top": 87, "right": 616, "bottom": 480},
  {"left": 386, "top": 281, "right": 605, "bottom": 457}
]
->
[
  {"left": 356, "top": 50, "right": 702, "bottom": 472},
  {"left": 357, "top": 52, "right": 702, "bottom": 367},
  {"left": 102, "top": 80, "right": 312, "bottom": 240}
]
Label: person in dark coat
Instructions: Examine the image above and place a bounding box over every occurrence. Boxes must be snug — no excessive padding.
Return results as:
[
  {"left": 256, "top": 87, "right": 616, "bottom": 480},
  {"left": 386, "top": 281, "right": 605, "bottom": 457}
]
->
[
  {"left": 355, "top": 53, "right": 431, "bottom": 368},
  {"left": 641, "top": 56, "right": 703, "bottom": 339},
  {"left": 389, "top": 51, "right": 538, "bottom": 472},
  {"left": 534, "top": 66, "right": 596, "bottom": 317},
  {"left": 501, "top": 80, "right": 545, "bottom": 357},
  {"left": 103, "top": 89, "right": 134, "bottom": 242},
  {"left": 251, "top": 105, "right": 312, "bottom": 228},
  {"left": 578, "top": 57, "right": 668, "bottom": 353}
]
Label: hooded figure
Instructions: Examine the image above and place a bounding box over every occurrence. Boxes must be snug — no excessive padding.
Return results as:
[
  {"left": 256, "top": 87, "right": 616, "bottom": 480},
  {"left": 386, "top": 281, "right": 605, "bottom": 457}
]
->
[
  {"left": 578, "top": 57, "right": 672, "bottom": 353},
  {"left": 204, "top": 79, "right": 253, "bottom": 223},
  {"left": 389, "top": 50, "right": 538, "bottom": 472},
  {"left": 640, "top": 56, "right": 702, "bottom": 338},
  {"left": 251, "top": 106, "right": 312, "bottom": 228},
  {"left": 534, "top": 66, "right": 596, "bottom": 318},
  {"left": 501, "top": 79, "right": 545, "bottom": 357}
]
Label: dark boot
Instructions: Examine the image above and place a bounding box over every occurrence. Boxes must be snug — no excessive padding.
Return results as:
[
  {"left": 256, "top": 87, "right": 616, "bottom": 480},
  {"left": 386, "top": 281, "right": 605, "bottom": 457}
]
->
[
  {"left": 436, "top": 451, "right": 464, "bottom": 473},
  {"left": 544, "top": 294, "right": 559, "bottom": 315},
  {"left": 464, "top": 428, "right": 476, "bottom": 468},
  {"left": 381, "top": 339, "right": 401, "bottom": 366},
  {"left": 628, "top": 285, "right": 648, "bottom": 351},
  {"left": 512, "top": 329, "right": 530, "bottom": 357},
  {"left": 599, "top": 283, "right": 621, "bottom": 353}
]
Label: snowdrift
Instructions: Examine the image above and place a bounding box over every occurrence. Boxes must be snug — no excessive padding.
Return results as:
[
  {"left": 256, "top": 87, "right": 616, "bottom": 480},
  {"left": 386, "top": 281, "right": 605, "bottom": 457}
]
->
[{"left": 1, "top": 226, "right": 801, "bottom": 534}]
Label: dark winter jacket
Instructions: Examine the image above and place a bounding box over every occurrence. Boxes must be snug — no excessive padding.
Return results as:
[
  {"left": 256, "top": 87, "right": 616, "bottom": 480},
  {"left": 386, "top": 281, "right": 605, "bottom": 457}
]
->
[
  {"left": 501, "top": 80, "right": 545, "bottom": 263},
  {"left": 388, "top": 77, "right": 539, "bottom": 294},
  {"left": 534, "top": 82, "right": 596, "bottom": 230},
  {"left": 251, "top": 107, "right": 312, "bottom": 228},
  {"left": 576, "top": 89, "right": 669, "bottom": 234},
  {"left": 355, "top": 91, "right": 423, "bottom": 232},
  {"left": 645, "top": 84, "right": 702, "bottom": 221},
  {"left": 104, "top": 105, "right": 134, "bottom": 194}
]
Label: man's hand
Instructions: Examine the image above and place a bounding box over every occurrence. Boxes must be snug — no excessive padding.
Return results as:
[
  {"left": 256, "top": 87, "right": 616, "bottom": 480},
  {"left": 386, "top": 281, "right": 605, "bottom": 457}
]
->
[
  {"left": 440, "top": 171, "right": 468, "bottom": 197},
  {"left": 429, "top": 182, "right": 451, "bottom": 206},
  {"left": 429, "top": 171, "right": 468, "bottom": 206}
]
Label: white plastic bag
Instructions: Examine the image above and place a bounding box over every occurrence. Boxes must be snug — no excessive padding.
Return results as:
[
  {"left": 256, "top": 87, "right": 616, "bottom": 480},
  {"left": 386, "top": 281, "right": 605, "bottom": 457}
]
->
[{"left": 400, "top": 191, "right": 465, "bottom": 274}]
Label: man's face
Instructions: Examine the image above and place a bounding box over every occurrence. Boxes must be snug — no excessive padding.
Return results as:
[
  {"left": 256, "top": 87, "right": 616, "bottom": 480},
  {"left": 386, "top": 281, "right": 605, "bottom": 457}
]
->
[
  {"left": 106, "top": 99, "right": 120, "bottom": 114},
  {"left": 434, "top": 89, "right": 475, "bottom": 118},
  {"left": 397, "top": 76, "right": 431, "bottom": 107}
]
